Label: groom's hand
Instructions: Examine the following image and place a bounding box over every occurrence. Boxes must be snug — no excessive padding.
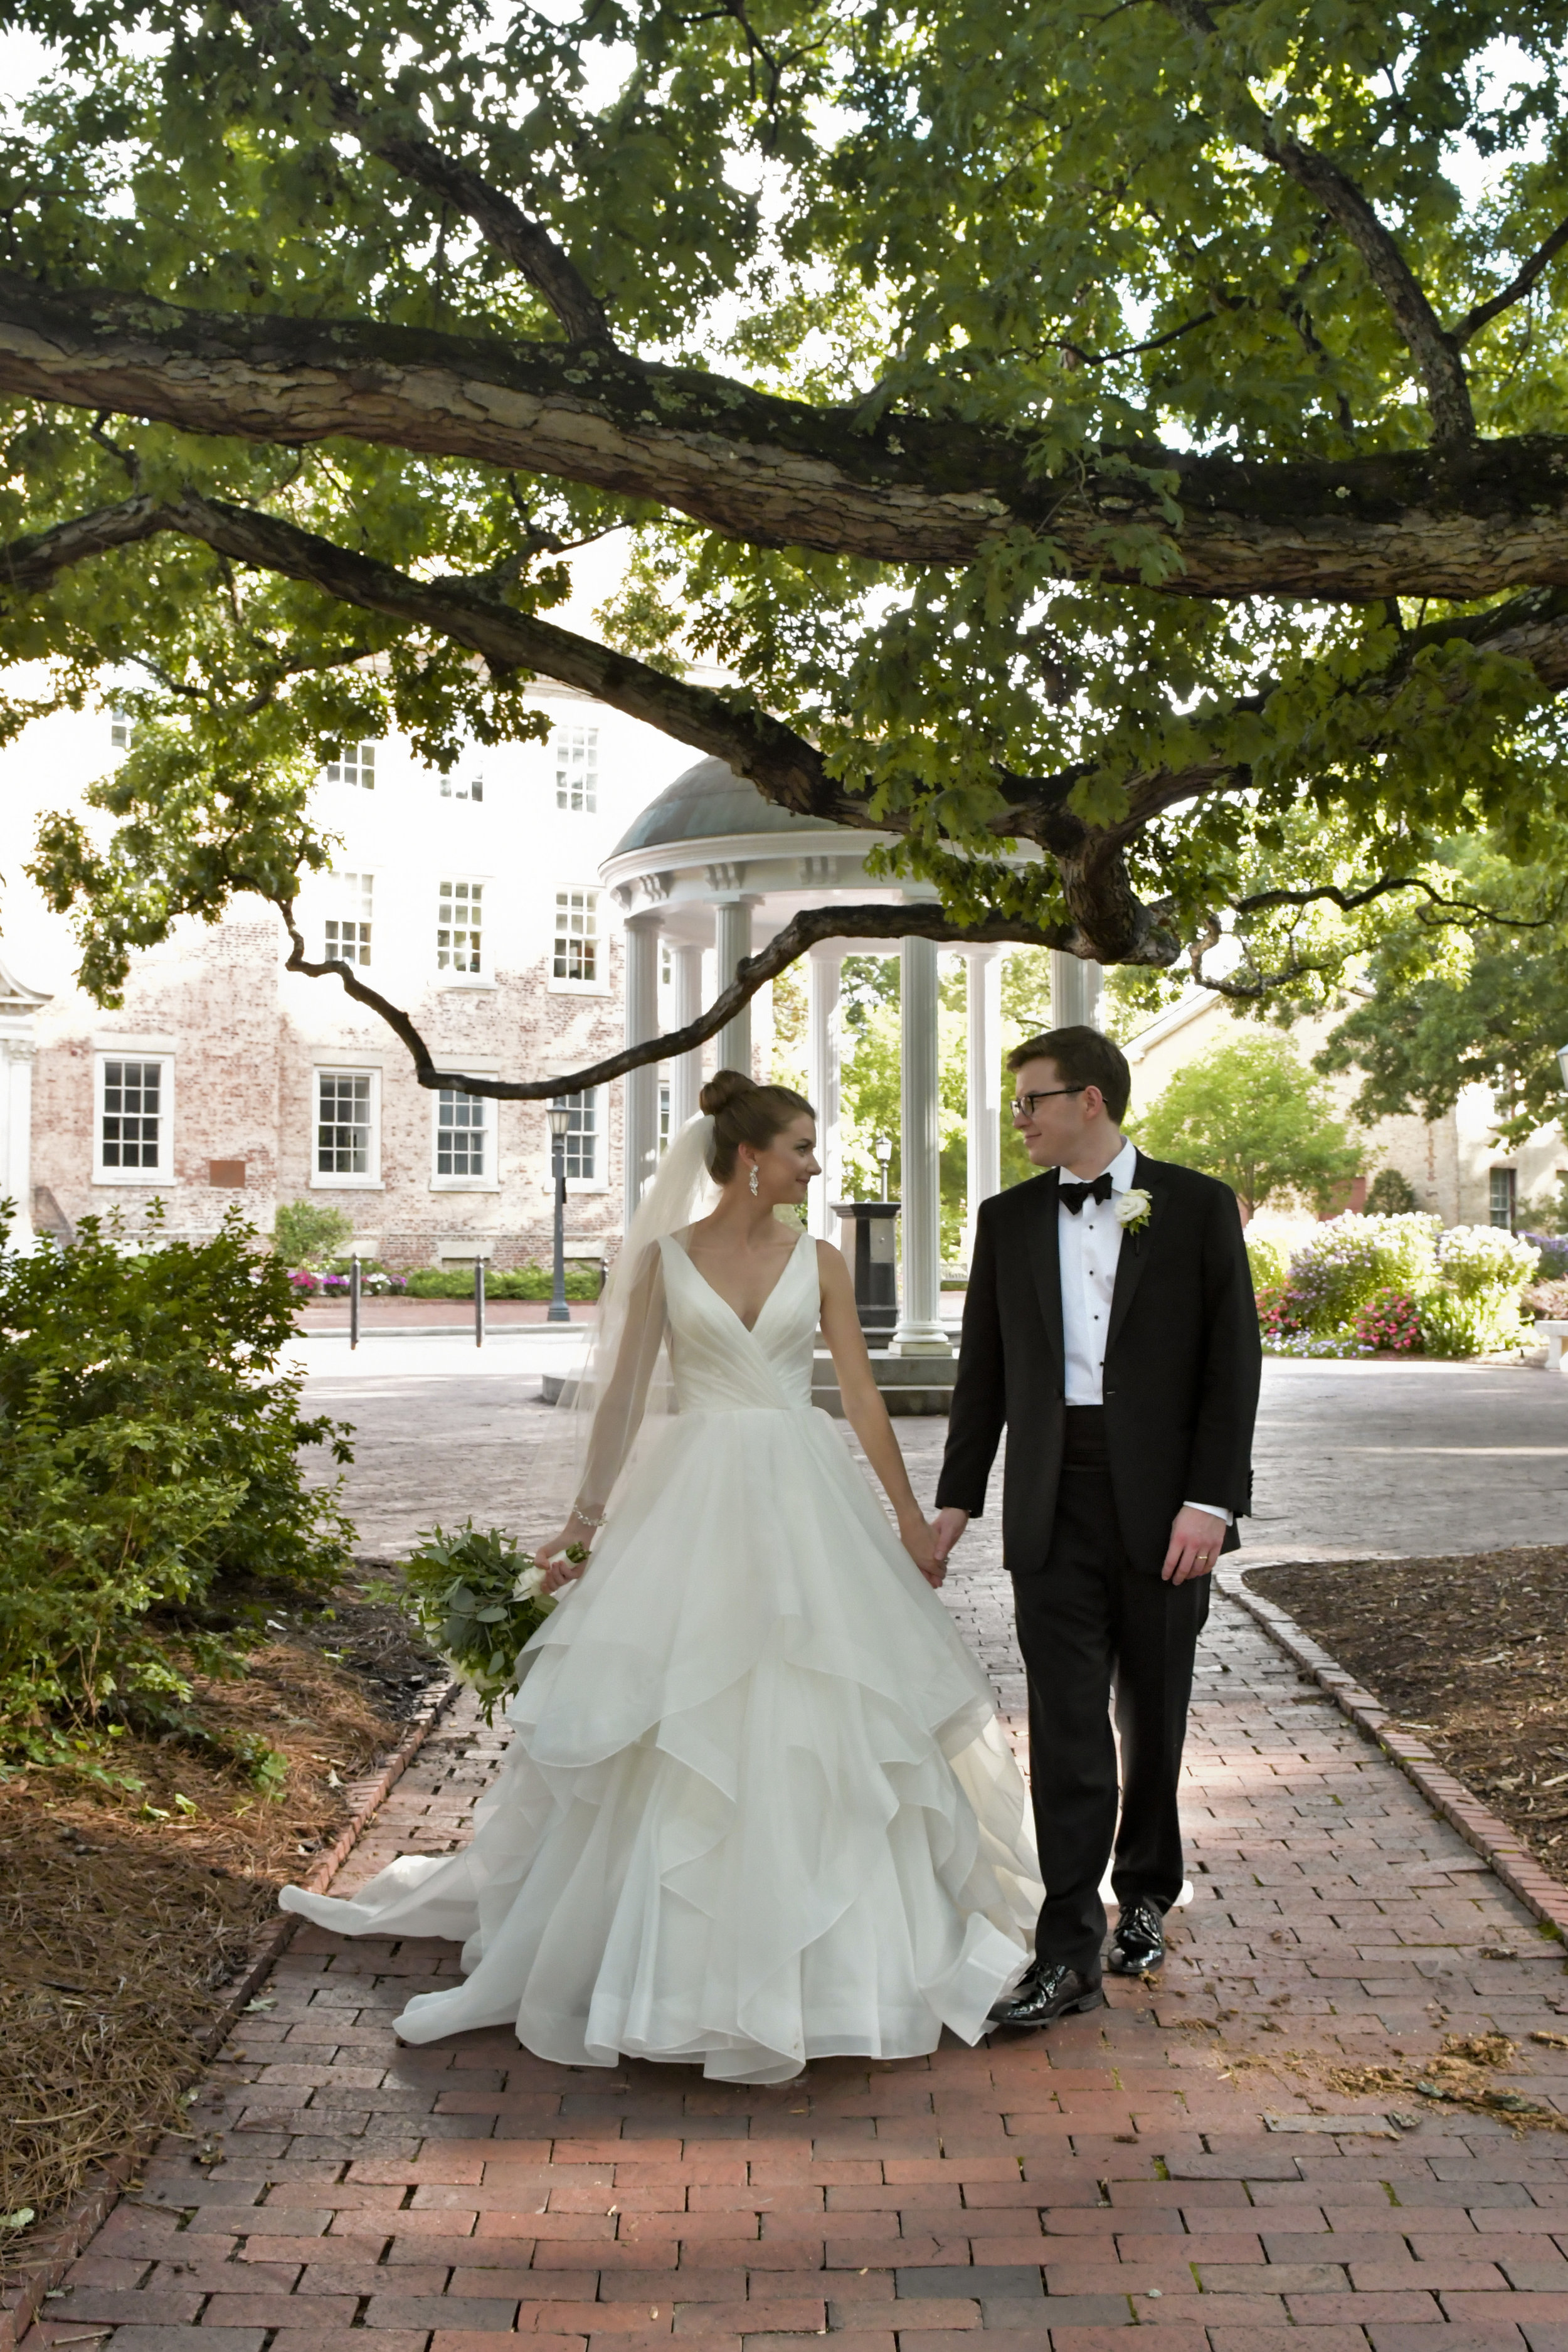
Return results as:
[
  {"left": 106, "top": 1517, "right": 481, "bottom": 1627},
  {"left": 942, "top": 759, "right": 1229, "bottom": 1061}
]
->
[
  {"left": 932, "top": 1508, "right": 970, "bottom": 1567},
  {"left": 1162, "top": 1505, "right": 1226, "bottom": 1584}
]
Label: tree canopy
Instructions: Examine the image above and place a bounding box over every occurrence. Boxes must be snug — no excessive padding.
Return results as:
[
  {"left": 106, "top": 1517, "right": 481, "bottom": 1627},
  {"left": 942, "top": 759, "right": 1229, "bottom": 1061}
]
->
[
  {"left": 3, "top": 0, "right": 1568, "bottom": 1092},
  {"left": 1134, "top": 1030, "right": 1362, "bottom": 1215}
]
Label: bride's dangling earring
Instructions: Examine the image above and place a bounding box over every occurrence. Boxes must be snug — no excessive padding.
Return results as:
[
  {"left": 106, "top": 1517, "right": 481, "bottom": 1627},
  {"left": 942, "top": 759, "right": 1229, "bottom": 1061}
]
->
[{"left": 748, "top": 1164, "right": 760, "bottom": 1196}]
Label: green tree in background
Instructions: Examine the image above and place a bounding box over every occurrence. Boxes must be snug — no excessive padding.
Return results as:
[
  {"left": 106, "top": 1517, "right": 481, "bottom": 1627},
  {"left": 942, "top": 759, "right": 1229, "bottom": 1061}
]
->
[
  {"left": 1134, "top": 1033, "right": 1362, "bottom": 1217},
  {"left": 4, "top": 0, "right": 1568, "bottom": 1108}
]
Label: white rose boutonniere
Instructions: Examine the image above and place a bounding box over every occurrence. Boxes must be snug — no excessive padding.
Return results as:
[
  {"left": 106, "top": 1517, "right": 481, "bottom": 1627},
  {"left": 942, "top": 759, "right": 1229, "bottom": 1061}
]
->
[{"left": 1115, "top": 1187, "right": 1154, "bottom": 1249}]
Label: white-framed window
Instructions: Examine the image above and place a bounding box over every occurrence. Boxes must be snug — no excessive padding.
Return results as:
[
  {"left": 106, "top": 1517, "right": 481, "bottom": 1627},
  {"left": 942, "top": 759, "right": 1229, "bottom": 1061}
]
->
[
  {"left": 554, "top": 726, "right": 598, "bottom": 812},
  {"left": 440, "top": 772, "right": 484, "bottom": 802},
  {"left": 433, "top": 1088, "right": 493, "bottom": 1187},
  {"left": 1490, "top": 1167, "right": 1517, "bottom": 1231},
  {"left": 552, "top": 887, "right": 600, "bottom": 985},
  {"left": 324, "top": 872, "right": 374, "bottom": 967},
  {"left": 95, "top": 1054, "right": 172, "bottom": 1183},
  {"left": 437, "top": 877, "right": 485, "bottom": 976},
  {"left": 659, "top": 1081, "right": 672, "bottom": 1155},
  {"left": 322, "top": 741, "right": 377, "bottom": 789},
  {"left": 109, "top": 706, "right": 132, "bottom": 752},
  {"left": 549, "top": 1088, "right": 605, "bottom": 1188},
  {"left": 314, "top": 1069, "right": 381, "bottom": 1187}
]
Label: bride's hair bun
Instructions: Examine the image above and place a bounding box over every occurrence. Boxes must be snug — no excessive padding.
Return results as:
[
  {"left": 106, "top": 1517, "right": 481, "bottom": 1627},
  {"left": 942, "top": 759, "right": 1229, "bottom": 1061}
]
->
[
  {"left": 701, "top": 1067, "right": 816, "bottom": 1182},
  {"left": 699, "top": 1069, "right": 757, "bottom": 1119}
]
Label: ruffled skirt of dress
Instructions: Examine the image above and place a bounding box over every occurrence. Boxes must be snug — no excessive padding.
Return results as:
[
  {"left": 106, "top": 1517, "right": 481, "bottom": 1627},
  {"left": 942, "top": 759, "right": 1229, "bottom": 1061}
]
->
[{"left": 280, "top": 1404, "right": 1042, "bottom": 2084}]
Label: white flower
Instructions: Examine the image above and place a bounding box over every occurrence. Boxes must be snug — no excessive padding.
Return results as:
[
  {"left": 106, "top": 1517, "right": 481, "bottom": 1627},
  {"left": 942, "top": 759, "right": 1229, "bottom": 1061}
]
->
[{"left": 1115, "top": 1187, "right": 1153, "bottom": 1232}]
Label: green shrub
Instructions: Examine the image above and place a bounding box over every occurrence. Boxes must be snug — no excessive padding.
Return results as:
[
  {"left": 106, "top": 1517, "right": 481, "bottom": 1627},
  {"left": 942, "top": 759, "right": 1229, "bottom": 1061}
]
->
[
  {"left": 1417, "top": 1288, "right": 1528, "bottom": 1359},
  {"left": 403, "top": 1262, "right": 601, "bottom": 1301},
  {"left": 1245, "top": 1233, "right": 1288, "bottom": 1291},
  {"left": 0, "top": 1204, "right": 353, "bottom": 1758},
  {"left": 1365, "top": 1167, "right": 1419, "bottom": 1215},
  {"left": 272, "top": 1199, "right": 354, "bottom": 1268}
]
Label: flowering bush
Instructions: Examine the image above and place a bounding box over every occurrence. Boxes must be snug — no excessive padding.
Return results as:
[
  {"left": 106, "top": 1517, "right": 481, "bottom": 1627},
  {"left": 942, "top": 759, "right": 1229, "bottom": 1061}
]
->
[
  {"left": 1266, "top": 1328, "right": 1369, "bottom": 1359},
  {"left": 1352, "top": 1287, "right": 1422, "bottom": 1353},
  {"left": 363, "top": 1268, "right": 406, "bottom": 1295},
  {"left": 319, "top": 1271, "right": 350, "bottom": 1296},
  {"left": 1520, "top": 1232, "right": 1568, "bottom": 1283},
  {"left": 1255, "top": 1281, "right": 1305, "bottom": 1341},
  {"left": 287, "top": 1268, "right": 320, "bottom": 1296},
  {"left": 1285, "top": 1212, "right": 1441, "bottom": 1333},
  {"left": 1246, "top": 1234, "right": 1288, "bottom": 1291},
  {"left": 1434, "top": 1224, "right": 1540, "bottom": 1298},
  {"left": 1525, "top": 1276, "right": 1568, "bottom": 1320}
]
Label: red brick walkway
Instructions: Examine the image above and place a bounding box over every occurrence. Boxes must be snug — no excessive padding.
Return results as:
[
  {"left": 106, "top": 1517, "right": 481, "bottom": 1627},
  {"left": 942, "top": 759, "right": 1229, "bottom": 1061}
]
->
[{"left": 28, "top": 1559, "right": 1568, "bottom": 2352}]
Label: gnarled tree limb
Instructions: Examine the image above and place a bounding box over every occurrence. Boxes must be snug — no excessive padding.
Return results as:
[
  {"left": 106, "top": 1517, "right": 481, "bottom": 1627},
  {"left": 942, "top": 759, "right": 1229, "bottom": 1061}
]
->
[
  {"left": 9, "top": 280, "right": 1568, "bottom": 594},
  {"left": 275, "top": 897, "right": 1083, "bottom": 1099}
]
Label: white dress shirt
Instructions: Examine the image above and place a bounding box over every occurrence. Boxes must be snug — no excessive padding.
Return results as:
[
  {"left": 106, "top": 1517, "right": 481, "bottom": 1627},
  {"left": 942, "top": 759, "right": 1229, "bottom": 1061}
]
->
[{"left": 1056, "top": 1136, "right": 1232, "bottom": 1528}]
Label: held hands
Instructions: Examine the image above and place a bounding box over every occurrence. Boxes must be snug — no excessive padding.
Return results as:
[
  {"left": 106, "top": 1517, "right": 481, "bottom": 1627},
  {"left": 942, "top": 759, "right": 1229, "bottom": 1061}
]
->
[
  {"left": 1162, "top": 1505, "right": 1226, "bottom": 1585},
  {"left": 931, "top": 1507, "right": 970, "bottom": 1572},
  {"left": 898, "top": 1511, "right": 947, "bottom": 1590}
]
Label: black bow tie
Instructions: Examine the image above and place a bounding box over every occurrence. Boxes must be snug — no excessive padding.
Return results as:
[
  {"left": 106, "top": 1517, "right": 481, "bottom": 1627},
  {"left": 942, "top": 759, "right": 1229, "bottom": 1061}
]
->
[{"left": 1059, "top": 1173, "right": 1115, "bottom": 1215}]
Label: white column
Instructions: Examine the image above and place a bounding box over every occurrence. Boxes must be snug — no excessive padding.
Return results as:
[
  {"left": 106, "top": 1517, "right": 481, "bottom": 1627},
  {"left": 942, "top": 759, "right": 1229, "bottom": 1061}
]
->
[
  {"left": 806, "top": 946, "right": 845, "bottom": 1240},
  {"left": 891, "top": 933, "right": 951, "bottom": 1356},
  {"left": 713, "top": 899, "right": 755, "bottom": 1075},
  {"left": 964, "top": 946, "right": 1002, "bottom": 1269},
  {"left": 622, "top": 912, "right": 662, "bottom": 1232},
  {"left": 1050, "top": 950, "right": 1103, "bottom": 1030},
  {"left": 668, "top": 943, "right": 704, "bottom": 1132},
  {"left": 0, "top": 1036, "right": 38, "bottom": 1254}
]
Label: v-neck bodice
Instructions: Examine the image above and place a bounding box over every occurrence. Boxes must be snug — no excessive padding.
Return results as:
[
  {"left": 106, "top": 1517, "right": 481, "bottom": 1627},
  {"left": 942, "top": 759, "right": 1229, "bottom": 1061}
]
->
[{"left": 659, "top": 1229, "right": 818, "bottom": 1413}]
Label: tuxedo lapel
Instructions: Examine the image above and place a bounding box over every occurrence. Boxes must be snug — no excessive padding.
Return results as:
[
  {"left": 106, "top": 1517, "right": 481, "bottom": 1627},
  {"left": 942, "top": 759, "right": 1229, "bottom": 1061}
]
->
[
  {"left": 1024, "top": 1170, "right": 1067, "bottom": 1383},
  {"left": 1105, "top": 1150, "right": 1163, "bottom": 1356}
]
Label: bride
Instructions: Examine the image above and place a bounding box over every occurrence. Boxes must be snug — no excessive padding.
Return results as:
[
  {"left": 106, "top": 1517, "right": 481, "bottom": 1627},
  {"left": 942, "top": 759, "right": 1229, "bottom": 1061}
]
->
[{"left": 281, "top": 1071, "right": 1041, "bottom": 2083}]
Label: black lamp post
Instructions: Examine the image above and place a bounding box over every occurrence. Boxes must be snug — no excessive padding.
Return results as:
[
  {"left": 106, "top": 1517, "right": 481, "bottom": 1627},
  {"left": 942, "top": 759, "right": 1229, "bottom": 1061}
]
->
[
  {"left": 547, "top": 1103, "right": 573, "bottom": 1323},
  {"left": 875, "top": 1135, "right": 893, "bottom": 1203}
]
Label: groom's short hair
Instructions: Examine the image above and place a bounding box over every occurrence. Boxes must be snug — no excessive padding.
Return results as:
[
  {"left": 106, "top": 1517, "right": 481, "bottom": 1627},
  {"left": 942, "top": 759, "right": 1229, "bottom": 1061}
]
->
[{"left": 1007, "top": 1025, "right": 1131, "bottom": 1123}]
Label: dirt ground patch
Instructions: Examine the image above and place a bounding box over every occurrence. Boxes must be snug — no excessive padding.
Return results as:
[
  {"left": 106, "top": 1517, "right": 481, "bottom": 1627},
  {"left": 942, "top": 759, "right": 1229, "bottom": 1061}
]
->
[
  {"left": 0, "top": 1564, "right": 442, "bottom": 2268},
  {"left": 1249, "top": 1544, "right": 1568, "bottom": 1883}
]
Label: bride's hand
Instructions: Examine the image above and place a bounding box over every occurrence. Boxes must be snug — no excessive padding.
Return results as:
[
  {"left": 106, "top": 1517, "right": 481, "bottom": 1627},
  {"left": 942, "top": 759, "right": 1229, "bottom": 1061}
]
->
[
  {"left": 899, "top": 1513, "right": 945, "bottom": 1590},
  {"left": 536, "top": 1519, "right": 593, "bottom": 1592}
]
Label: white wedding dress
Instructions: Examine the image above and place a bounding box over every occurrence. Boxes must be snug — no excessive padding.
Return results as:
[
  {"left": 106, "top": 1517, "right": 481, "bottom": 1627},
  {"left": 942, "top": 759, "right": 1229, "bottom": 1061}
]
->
[{"left": 282, "top": 1226, "right": 1041, "bottom": 2084}]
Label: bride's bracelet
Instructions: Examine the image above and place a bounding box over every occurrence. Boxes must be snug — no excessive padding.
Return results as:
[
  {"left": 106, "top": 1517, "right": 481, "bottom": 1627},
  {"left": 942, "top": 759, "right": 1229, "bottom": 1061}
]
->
[{"left": 572, "top": 1503, "right": 609, "bottom": 1530}]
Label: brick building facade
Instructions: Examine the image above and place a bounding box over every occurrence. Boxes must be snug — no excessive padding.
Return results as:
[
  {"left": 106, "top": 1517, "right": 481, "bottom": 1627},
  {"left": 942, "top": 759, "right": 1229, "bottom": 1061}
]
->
[{"left": 0, "top": 682, "right": 694, "bottom": 1268}]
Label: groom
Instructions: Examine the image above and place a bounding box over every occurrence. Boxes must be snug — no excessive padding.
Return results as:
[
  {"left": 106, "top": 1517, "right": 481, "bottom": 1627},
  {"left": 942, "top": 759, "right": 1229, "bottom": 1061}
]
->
[{"left": 933, "top": 1024, "right": 1260, "bottom": 2025}]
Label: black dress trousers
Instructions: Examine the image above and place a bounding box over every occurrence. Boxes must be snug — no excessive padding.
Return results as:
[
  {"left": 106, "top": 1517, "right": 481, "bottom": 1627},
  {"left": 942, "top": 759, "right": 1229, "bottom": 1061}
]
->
[{"left": 1012, "top": 1406, "right": 1210, "bottom": 1975}]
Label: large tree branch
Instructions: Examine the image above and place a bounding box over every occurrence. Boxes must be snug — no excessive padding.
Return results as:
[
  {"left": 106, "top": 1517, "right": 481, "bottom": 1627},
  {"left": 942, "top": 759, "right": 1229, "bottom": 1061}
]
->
[
  {"left": 226, "top": 0, "right": 618, "bottom": 350},
  {"left": 9, "top": 280, "right": 1568, "bottom": 595},
  {"left": 275, "top": 897, "right": 1083, "bottom": 1099},
  {"left": 1158, "top": 0, "right": 1474, "bottom": 443},
  {"left": 1452, "top": 214, "right": 1568, "bottom": 345}
]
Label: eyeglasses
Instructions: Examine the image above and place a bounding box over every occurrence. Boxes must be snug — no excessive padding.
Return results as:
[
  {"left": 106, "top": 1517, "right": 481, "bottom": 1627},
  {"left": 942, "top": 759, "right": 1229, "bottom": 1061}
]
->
[{"left": 1010, "top": 1087, "right": 1086, "bottom": 1118}]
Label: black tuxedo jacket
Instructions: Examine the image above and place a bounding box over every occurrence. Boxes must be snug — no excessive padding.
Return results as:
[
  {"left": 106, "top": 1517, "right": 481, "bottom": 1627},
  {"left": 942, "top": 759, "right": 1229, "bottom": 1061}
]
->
[{"left": 935, "top": 1152, "right": 1262, "bottom": 1575}]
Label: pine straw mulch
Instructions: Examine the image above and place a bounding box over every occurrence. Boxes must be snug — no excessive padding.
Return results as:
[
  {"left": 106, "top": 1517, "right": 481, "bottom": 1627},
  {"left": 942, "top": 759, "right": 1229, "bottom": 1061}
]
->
[
  {"left": 0, "top": 1564, "right": 443, "bottom": 2272},
  {"left": 1249, "top": 1545, "right": 1568, "bottom": 1891}
]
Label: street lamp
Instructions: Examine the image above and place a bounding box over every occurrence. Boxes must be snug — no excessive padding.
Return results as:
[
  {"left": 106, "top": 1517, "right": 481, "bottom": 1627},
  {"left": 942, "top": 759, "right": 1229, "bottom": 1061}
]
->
[
  {"left": 546, "top": 1103, "right": 573, "bottom": 1323},
  {"left": 874, "top": 1135, "right": 893, "bottom": 1203}
]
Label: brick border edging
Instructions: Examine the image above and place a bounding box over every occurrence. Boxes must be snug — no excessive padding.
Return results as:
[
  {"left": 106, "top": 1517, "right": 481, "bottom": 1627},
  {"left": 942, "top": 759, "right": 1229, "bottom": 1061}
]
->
[
  {"left": 1218, "top": 1564, "right": 1568, "bottom": 1940},
  {"left": 0, "top": 1672, "right": 461, "bottom": 2352}
]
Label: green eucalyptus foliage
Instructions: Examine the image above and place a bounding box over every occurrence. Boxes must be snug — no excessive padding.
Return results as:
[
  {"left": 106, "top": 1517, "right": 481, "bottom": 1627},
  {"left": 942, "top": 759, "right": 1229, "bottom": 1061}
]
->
[
  {"left": 0, "top": 1204, "right": 354, "bottom": 1762},
  {"left": 2, "top": 0, "right": 1568, "bottom": 1010},
  {"left": 399, "top": 1523, "right": 556, "bottom": 1720}
]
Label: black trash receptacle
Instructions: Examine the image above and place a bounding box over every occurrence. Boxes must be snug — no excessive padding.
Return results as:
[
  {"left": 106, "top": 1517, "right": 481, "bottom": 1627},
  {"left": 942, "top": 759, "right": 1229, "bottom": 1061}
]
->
[{"left": 833, "top": 1200, "right": 901, "bottom": 1345}]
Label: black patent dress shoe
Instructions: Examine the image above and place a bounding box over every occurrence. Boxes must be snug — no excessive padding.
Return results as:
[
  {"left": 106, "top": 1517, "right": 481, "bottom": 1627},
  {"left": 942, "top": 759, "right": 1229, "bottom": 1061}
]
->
[
  {"left": 987, "top": 1958, "right": 1104, "bottom": 2028},
  {"left": 1107, "top": 1896, "right": 1166, "bottom": 1976}
]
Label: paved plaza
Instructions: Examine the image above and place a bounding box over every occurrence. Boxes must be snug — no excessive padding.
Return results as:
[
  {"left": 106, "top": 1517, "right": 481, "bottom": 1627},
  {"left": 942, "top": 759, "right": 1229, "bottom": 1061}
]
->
[{"left": 24, "top": 1352, "right": 1568, "bottom": 2350}]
